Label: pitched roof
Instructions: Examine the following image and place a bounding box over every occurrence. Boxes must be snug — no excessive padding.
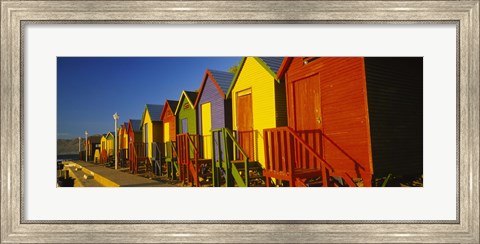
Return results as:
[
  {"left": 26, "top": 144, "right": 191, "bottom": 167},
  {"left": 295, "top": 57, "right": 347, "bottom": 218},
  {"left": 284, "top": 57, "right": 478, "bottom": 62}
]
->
[
  {"left": 160, "top": 99, "right": 179, "bottom": 120},
  {"left": 106, "top": 132, "right": 115, "bottom": 139},
  {"left": 184, "top": 91, "right": 198, "bottom": 105},
  {"left": 175, "top": 91, "right": 198, "bottom": 115},
  {"left": 140, "top": 104, "right": 164, "bottom": 127},
  {"left": 88, "top": 135, "right": 102, "bottom": 144},
  {"left": 194, "top": 69, "right": 235, "bottom": 107},
  {"left": 145, "top": 104, "right": 164, "bottom": 122},
  {"left": 167, "top": 100, "right": 179, "bottom": 112},
  {"left": 209, "top": 70, "right": 234, "bottom": 95},
  {"left": 129, "top": 119, "right": 141, "bottom": 132},
  {"left": 258, "top": 57, "right": 284, "bottom": 74},
  {"left": 226, "top": 57, "right": 284, "bottom": 98}
]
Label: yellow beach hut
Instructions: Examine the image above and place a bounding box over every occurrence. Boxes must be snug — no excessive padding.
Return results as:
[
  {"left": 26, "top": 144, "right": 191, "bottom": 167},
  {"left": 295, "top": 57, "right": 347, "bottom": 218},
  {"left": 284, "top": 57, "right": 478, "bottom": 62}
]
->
[
  {"left": 100, "top": 134, "right": 108, "bottom": 163},
  {"left": 215, "top": 57, "right": 286, "bottom": 187},
  {"left": 118, "top": 122, "right": 129, "bottom": 168},
  {"left": 140, "top": 104, "right": 164, "bottom": 175}
]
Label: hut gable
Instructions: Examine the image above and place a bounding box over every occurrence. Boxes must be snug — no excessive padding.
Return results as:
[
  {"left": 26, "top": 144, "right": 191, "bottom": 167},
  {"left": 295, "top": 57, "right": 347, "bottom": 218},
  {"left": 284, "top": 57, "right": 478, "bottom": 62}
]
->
[
  {"left": 176, "top": 91, "right": 198, "bottom": 135},
  {"left": 175, "top": 91, "right": 197, "bottom": 115},
  {"left": 195, "top": 69, "right": 235, "bottom": 159},
  {"left": 127, "top": 119, "right": 142, "bottom": 145},
  {"left": 141, "top": 104, "right": 164, "bottom": 126},
  {"left": 140, "top": 104, "right": 164, "bottom": 158},
  {"left": 160, "top": 99, "right": 179, "bottom": 143},
  {"left": 195, "top": 69, "right": 234, "bottom": 131},
  {"left": 128, "top": 119, "right": 141, "bottom": 133},
  {"left": 226, "top": 56, "right": 285, "bottom": 166},
  {"left": 160, "top": 100, "right": 178, "bottom": 122}
]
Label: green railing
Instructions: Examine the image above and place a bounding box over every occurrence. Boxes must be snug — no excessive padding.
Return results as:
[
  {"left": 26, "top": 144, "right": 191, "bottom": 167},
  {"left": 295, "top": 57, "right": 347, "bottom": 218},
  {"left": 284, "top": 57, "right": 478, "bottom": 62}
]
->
[
  {"left": 152, "top": 142, "right": 163, "bottom": 176},
  {"left": 165, "top": 141, "right": 178, "bottom": 179},
  {"left": 211, "top": 128, "right": 250, "bottom": 187}
]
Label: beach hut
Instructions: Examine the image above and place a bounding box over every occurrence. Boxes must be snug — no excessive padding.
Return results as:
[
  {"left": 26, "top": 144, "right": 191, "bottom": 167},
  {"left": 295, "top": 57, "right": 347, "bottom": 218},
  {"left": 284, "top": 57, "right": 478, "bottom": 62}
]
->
[
  {"left": 194, "top": 69, "right": 234, "bottom": 161},
  {"left": 263, "top": 57, "right": 423, "bottom": 187},
  {"left": 105, "top": 132, "right": 115, "bottom": 158},
  {"left": 118, "top": 122, "right": 129, "bottom": 168},
  {"left": 216, "top": 57, "right": 286, "bottom": 187},
  {"left": 175, "top": 90, "right": 211, "bottom": 186},
  {"left": 86, "top": 135, "right": 101, "bottom": 163},
  {"left": 176, "top": 91, "right": 198, "bottom": 135},
  {"left": 160, "top": 100, "right": 179, "bottom": 179},
  {"left": 140, "top": 104, "right": 164, "bottom": 175},
  {"left": 100, "top": 134, "right": 107, "bottom": 163},
  {"left": 127, "top": 119, "right": 144, "bottom": 174}
]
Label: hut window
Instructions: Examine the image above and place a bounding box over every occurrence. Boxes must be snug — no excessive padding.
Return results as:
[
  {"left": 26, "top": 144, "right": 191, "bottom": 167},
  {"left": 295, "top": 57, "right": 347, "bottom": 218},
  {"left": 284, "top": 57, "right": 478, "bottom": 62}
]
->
[{"left": 184, "top": 103, "right": 190, "bottom": 110}]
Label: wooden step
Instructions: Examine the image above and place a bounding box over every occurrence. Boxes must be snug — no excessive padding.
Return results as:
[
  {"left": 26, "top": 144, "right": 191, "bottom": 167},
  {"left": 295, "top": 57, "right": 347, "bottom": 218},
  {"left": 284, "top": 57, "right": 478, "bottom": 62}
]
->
[{"left": 231, "top": 161, "right": 263, "bottom": 170}]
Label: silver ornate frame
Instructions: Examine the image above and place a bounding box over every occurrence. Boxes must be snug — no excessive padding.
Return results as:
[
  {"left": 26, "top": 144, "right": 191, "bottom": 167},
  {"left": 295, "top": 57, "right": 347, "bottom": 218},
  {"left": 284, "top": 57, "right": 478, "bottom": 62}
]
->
[{"left": 1, "top": 1, "right": 478, "bottom": 243}]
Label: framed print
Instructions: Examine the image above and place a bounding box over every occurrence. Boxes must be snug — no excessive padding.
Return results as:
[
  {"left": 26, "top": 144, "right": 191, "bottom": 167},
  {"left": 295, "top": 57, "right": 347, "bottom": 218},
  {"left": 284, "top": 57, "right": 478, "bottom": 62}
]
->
[{"left": 1, "top": 0, "right": 478, "bottom": 243}]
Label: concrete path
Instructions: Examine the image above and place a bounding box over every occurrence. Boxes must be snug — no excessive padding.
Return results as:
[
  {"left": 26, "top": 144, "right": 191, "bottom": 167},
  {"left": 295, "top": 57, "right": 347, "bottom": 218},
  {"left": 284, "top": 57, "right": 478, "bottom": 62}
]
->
[{"left": 66, "top": 161, "right": 178, "bottom": 187}]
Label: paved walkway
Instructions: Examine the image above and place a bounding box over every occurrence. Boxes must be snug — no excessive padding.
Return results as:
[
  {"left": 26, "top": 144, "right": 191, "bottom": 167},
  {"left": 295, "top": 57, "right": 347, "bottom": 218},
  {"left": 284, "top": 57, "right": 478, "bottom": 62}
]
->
[{"left": 66, "top": 161, "right": 178, "bottom": 187}]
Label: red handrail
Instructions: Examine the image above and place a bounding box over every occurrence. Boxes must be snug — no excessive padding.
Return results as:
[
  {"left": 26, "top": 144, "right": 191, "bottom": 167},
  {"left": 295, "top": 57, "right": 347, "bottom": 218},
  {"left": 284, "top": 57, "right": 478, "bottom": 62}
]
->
[
  {"left": 264, "top": 127, "right": 364, "bottom": 187},
  {"left": 177, "top": 133, "right": 202, "bottom": 186}
]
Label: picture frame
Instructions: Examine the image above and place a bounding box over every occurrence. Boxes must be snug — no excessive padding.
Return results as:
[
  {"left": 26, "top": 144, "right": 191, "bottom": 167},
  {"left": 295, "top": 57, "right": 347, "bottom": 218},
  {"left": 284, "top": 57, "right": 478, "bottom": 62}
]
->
[{"left": 1, "top": 0, "right": 478, "bottom": 242}]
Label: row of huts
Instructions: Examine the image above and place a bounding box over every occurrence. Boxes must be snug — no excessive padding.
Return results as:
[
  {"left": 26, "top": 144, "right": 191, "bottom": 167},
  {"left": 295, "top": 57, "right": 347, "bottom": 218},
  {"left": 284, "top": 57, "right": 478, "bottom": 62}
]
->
[{"left": 83, "top": 57, "right": 423, "bottom": 187}]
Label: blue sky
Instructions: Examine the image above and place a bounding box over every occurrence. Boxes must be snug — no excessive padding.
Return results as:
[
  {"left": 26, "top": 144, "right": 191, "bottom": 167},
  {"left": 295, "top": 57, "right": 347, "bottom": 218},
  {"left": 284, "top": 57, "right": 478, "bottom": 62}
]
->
[{"left": 57, "top": 57, "right": 241, "bottom": 139}]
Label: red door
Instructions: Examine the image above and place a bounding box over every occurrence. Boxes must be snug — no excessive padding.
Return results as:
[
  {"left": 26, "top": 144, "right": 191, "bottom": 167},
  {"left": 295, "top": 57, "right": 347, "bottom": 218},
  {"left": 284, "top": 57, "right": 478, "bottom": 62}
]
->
[
  {"left": 292, "top": 73, "right": 323, "bottom": 168},
  {"left": 236, "top": 92, "right": 255, "bottom": 160}
]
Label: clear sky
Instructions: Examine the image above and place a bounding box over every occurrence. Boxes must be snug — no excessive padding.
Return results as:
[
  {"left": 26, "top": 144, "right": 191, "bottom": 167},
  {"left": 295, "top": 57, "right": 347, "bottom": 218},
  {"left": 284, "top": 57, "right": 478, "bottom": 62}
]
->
[{"left": 57, "top": 57, "right": 241, "bottom": 139}]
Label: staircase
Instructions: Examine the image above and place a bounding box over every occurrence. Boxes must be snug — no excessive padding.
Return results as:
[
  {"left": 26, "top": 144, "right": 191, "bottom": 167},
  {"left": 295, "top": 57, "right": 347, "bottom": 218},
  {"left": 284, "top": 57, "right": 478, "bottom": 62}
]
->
[
  {"left": 129, "top": 142, "right": 149, "bottom": 175},
  {"left": 211, "top": 128, "right": 266, "bottom": 187},
  {"left": 165, "top": 141, "right": 179, "bottom": 180},
  {"left": 100, "top": 149, "right": 107, "bottom": 164},
  {"left": 151, "top": 142, "right": 164, "bottom": 176},
  {"left": 177, "top": 133, "right": 213, "bottom": 187},
  {"left": 263, "top": 127, "right": 371, "bottom": 187}
]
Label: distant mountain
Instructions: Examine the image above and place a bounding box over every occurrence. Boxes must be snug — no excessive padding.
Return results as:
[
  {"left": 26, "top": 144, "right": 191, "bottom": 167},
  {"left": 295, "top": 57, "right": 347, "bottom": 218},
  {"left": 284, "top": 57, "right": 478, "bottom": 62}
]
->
[
  {"left": 57, "top": 138, "right": 83, "bottom": 155},
  {"left": 57, "top": 134, "right": 104, "bottom": 155}
]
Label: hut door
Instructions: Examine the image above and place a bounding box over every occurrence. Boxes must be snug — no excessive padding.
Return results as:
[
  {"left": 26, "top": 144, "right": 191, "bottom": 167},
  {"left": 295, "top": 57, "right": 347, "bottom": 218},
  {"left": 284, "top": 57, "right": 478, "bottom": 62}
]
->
[
  {"left": 182, "top": 119, "right": 188, "bottom": 133},
  {"left": 293, "top": 74, "right": 323, "bottom": 166},
  {"left": 236, "top": 91, "right": 254, "bottom": 160},
  {"left": 144, "top": 123, "right": 149, "bottom": 157},
  {"left": 293, "top": 74, "right": 322, "bottom": 131},
  {"left": 201, "top": 103, "right": 212, "bottom": 159},
  {"left": 164, "top": 122, "right": 170, "bottom": 157}
]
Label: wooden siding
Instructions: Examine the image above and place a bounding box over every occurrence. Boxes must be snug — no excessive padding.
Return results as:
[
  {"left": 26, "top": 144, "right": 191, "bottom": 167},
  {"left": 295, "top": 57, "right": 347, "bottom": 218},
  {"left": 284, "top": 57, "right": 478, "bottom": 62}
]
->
[
  {"left": 128, "top": 122, "right": 142, "bottom": 145},
  {"left": 100, "top": 136, "right": 107, "bottom": 153},
  {"left": 142, "top": 109, "right": 163, "bottom": 158},
  {"left": 197, "top": 76, "right": 233, "bottom": 160},
  {"left": 231, "top": 57, "right": 278, "bottom": 167},
  {"left": 106, "top": 133, "right": 115, "bottom": 156},
  {"left": 286, "top": 57, "right": 373, "bottom": 177},
  {"left": 198, "top": 76, "right": 229, "bottom": 130},
  {"left": 364, "top": 57, "right": 423, "bottom": 177},
  {"left": 118, "top": 126, "right": 128, "bottom": 150},
  {"left": 162, "top": 104, "right": 177, "bottom": 143},
  {"left": 177, "top": 96, "right": 197, "bottom": 135}
]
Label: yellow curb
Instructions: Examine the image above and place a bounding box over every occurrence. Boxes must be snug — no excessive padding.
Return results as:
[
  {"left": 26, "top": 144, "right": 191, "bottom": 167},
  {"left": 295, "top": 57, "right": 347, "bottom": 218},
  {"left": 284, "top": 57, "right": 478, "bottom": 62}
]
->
[
  {"left": 65, "top": 167, "right": 85, "bottom": 187},
  {"left": 71, "top": 162, "right": 120, "bottom": 187}
]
